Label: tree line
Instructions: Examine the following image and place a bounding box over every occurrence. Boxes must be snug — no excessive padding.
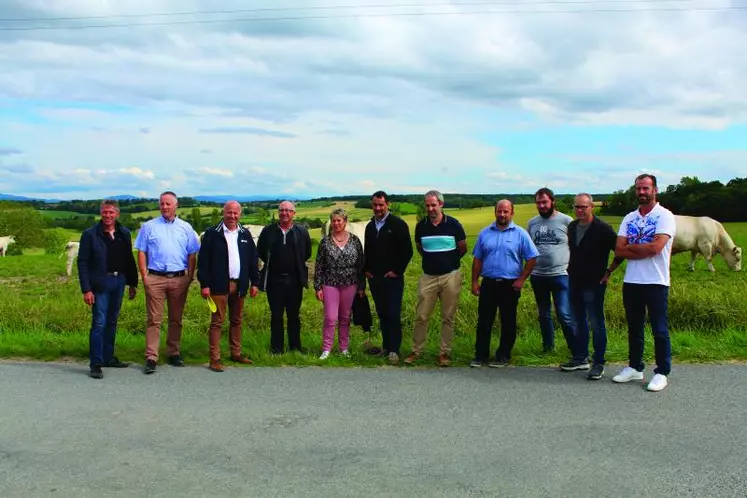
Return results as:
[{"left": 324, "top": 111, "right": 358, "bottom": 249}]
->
[{"left": 601, "top": 176, "right": 747, "bottom": 221}]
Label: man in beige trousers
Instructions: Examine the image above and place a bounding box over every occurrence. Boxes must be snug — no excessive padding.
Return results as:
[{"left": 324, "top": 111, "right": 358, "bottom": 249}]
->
[{"left": 404, "top": 190, "right": 467, "bottom": 367}]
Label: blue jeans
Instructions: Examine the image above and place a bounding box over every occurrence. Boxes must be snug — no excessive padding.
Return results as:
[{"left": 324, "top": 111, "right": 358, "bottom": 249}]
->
[
  {"left": 570, "top": 282, "right": 607, "bottom": 365},
  {"left": 530, "top": 275, "right": 578, "bottom": 358},
  {"left": 623, "top": 283, "right": 671, "bottom": 375},
  {"left": 89, "top": 274, "right": 126, "bottom": 367}
]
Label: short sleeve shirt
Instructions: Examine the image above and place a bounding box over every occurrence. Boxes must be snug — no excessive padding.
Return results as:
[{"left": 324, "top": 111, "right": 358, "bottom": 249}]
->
[
  {"left": 473, "top": 222, "right": 539, "bottom": 279},
  {"left": 134, "top": 216, "right": 200, "bottom": 272},
  {"left": 617, "top": 203, "right": 676, "bottom": 286},
  {"left": 415, "top": 215, "right": 466, "bottom": 275}
]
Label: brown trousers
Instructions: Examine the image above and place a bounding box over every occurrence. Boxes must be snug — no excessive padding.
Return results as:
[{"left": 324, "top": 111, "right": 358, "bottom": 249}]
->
[
  {"left": 411, "top": 270, "right": 463, "bottom": 355},
  {"left": 208, "top": 281, "right": 245, "bottom": 361},
  {"left": 144, "top": 274, "right": 191, "bottom": 361}
]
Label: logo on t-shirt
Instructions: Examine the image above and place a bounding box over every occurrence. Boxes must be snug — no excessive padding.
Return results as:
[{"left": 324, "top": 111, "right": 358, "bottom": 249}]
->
[
  {"left": 626, "top": 215, "right": 659, "bottom": 245},
  {"left": 533, "top": 225, "right": 562, "bottom": 246}
]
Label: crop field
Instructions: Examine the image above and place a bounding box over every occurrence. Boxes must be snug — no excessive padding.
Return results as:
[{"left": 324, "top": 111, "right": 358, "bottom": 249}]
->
[{"left": 1, "top": 204, "right": 745, "bottom": 368}]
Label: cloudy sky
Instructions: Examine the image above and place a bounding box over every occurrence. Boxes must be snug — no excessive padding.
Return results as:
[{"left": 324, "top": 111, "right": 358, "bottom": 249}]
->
[{"left": 1, "top": 0, "right": 746, "bottom": 199}]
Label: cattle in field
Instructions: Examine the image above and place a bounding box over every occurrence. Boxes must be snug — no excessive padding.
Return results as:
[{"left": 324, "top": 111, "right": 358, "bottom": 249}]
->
[
  {"left": 243, "top": 224, "right": 264, "bottom": 247},
  {"left": 671, "top": 215, "right": 742, "bottom": 272},
  {"left": 321, "top": 220, "right": 368, "bottom": 249},
  {"left": 60, "top": 241, "right": 80, "bottom": 276},
  {"left": 0, "top": 235, "right": 16, "bottom": 256}
]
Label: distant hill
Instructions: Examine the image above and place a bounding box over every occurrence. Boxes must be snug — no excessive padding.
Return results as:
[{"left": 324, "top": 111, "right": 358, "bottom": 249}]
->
[
  {"left": 194, "top": 195, "right": 311, "bottom": 203},
  {"left": 0, "top": 193, "right": 35, "bottom": 201}
]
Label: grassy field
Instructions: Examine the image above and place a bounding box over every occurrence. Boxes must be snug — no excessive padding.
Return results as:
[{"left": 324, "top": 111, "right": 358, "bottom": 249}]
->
[{"left": 2, "top": 204, "right": 746, "bottom": 368}]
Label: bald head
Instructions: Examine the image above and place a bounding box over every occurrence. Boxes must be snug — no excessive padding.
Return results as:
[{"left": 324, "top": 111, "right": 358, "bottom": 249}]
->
[
  {"left": 495, "top": 199, "right": 514, "bottom": 228},
  {"left": 277, "top": 200, "right": 296, "bottom": 228},
  {"left": 222, "top": 200, "right": 241, "bottom": 230}
]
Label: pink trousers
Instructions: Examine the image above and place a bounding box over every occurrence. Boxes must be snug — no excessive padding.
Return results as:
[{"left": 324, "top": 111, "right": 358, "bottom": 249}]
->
[{"left": 322, "top": 284, "right": 358, "bottom": 352}]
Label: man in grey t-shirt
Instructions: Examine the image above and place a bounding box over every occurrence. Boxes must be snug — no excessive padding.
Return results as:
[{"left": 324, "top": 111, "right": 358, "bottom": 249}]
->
[{"left": 527, "top": 188, "right": 582, "bottom": 367}]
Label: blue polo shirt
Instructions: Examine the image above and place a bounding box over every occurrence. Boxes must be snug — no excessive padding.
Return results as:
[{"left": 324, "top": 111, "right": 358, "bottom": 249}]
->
[
  {"left": 415, "top": 214, "right": 466, "bottom": 275},
  {"left": 134, "top": 216, "right": 200, "bottom": 272},
  {"left": 472, "top": 222, "right": 539, "bottom": 279}
]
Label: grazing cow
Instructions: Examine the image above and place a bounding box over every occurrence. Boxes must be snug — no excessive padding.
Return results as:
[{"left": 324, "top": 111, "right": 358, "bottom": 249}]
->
[
  {"left": 61, "top": 241, "right": 80, "bottom": 276},
  {"left": 671, "top": 215, "right": 742, "bottom": 272},
  {"left": 0, "top": 235, "right": 16, "bottom": 256},
  {"left": 321, "top": 220, "right": 368, "bottom": 249}
]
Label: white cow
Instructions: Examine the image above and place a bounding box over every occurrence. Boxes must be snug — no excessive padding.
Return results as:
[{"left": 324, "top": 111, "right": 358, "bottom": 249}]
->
[
  {"left": 60, "top": 241, "right": 80, "bottom": 276},
  {"left": 322, "top": 220, "right": 368, "bottom": 249},
  {"left": 0, "top": 235, "right": 16, "bottom": 256},
  {"left": 243, "top": 224, "right": 265, "bottom": 247},
  {"left": 672, "top": 215, "right": 742, "bottom": 272}
]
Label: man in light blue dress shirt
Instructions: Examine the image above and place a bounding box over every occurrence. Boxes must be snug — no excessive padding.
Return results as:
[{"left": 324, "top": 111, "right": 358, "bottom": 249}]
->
[
  {"left": 134, "top": 191, "right": 200, "bottom": 374},
  {"left": 470, "top": 200, "right": 538, "bottom": 367}
]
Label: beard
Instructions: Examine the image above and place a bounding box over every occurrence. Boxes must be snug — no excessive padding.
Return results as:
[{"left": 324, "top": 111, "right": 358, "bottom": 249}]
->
[
  {"left": 638, "top": 194, "right": 652, "bottom": 205},
  {"left": 538, "top": 206, "right": 554, "bottom": 218}
]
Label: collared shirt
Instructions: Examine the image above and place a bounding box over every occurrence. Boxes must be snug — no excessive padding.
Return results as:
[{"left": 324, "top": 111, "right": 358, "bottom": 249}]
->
[
  {"left": 134, "top": 216, "right": 200, "bottom": 272},
  {"left": 103, "top": 227, "right": 128, "bottom": 273},
  {"left": 415, "top": 214, "right": 466, "bottom": 275},
  {"left": 473, "top": 221, "right": 539, "bottom": 279},
  {"left": 223, "top": 225, "right": 241, "bottom": 279},
  {"left": 374, "top": 213, "right": 389, "bottom": 232}
]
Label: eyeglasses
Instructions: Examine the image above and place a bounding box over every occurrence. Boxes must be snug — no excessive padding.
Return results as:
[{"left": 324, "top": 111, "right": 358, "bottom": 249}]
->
[
  {"left": 573, "top": 205, "right": 591, "bottom": 209},
  {"left": 278, "top": 208, "right": 294, "bottom": 213}
]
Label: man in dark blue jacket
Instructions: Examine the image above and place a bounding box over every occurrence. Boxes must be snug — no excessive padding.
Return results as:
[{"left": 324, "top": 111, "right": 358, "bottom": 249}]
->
[
  {"left": 197, "top": 201, "right": 260, "bottom": 372},
  {"left": 77, "top": 199, "right": 138, "bottom": 379}
]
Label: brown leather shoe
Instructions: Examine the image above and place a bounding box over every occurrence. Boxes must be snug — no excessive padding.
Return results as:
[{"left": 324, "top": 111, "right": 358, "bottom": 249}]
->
[
  {"left": 230, "top": 355, "right": 253, "bottom": 365},
  {"left": 209, "top": 360, "right": 224, "bottom": 372},
  {"left": 438, "top": 354, "right": 451, "bottom": 367}
]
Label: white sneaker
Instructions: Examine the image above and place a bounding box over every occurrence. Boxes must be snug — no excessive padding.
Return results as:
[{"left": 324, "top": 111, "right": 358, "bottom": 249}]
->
[
  {"left": 612, "top": 367, "right": 644, "bottom": 383},
  {"left": 340, "top": 350, "right": 350, "bottom": 357},
  {"left": 647, "top": 373, "right": 668, "bottom": 392},
  {"left": 319, "top": 351, "right": 330, "bottom": 360}
]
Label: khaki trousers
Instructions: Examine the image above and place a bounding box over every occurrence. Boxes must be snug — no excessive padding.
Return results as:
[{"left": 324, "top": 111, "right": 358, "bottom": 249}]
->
[
  {"left": 144, "top": 274, "right": 191, "bottom": 361},
  {"left": 208, "top": 281, "right": 245, "bottom": 361},
  {"left": 411, "top": 270, "right": 462, "bottom": 355}
]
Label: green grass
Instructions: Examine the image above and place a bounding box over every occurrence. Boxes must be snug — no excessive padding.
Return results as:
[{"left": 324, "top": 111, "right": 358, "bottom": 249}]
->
[{"left": 3, "top": 205, "right": 746, "bottom": 366}]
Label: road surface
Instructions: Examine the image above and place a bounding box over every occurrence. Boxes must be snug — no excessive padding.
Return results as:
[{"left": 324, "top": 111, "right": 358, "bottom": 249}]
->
[{"left": 1, "top": 361, "right": 745, "bottom": 497}]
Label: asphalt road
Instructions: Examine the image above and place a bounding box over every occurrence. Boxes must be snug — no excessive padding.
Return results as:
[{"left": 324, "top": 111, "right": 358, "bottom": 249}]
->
[{"left": 1, "top": 361, "right": 745, "bottom": 497}]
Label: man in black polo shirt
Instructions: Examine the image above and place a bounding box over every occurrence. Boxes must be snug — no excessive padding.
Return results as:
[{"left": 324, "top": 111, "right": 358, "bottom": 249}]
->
[
  {"left": 405, "top": 190, "right": 467, "bottom": 367},
  {"left": 257, "top": 201, "right": 312, "bottom": 354},
  {"left": 77, "top": 199, "right": 138, "bottom": 379},
  {"left": 566, "top": 193, "right": 623, "bottom": 380}
]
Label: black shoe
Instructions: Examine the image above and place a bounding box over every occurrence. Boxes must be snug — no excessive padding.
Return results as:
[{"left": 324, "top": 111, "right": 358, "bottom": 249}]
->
[
  {"left": 469, "top": 359, "right": 484, "bottom": 368},
  {"left": 167, "top": 355, "right": 185, "bottom": 367},
  {"left": 89, "top": 366, "right": 103, "bottom": 379},
  {"left": 104, "top": 357, "right": 130, "bottom": 368},
  {"left": 144, "top": 360, "right": 157, "bottom": 374},
  {"left": 560, "top": 359, "right": 591, "bottom": 371},
  {"left": 270, "top": 348, "right": 284, "bottom": 356},
  {"left": 488, "top": 358, "right": 509, "bottom": 368},
  {"left": 587, "top": 363, "right": 605, "bottom": 380},
  {"left": 290, "top": 347, "right": 308, "bottom": 354},
  {"left": 543, "top": 345, "right": 555, "bottom": 354},
  {"left": 364, "top": 346, "right": 383, "bottom": 356}
]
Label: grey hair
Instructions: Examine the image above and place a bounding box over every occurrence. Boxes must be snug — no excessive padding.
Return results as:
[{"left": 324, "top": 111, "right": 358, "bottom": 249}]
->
[
  {"left": 100, "top": 199, "right": 120, "bottom": 211},
  {"left": 575, "top": 193, "right": 594, "bottom": 204},
  {"left": 424, "top": 190, "right": 444, "bottom": 203}
]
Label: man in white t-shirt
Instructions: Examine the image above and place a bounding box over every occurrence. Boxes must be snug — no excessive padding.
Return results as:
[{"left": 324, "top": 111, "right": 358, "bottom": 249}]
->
[{"left": 612, "top": 174, "right": 676, "bottom": 392}]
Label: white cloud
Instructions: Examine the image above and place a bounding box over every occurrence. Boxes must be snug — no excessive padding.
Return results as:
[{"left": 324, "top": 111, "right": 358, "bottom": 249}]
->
[{"left": 0, "top": 0, "right": 745, "bottom": 198}]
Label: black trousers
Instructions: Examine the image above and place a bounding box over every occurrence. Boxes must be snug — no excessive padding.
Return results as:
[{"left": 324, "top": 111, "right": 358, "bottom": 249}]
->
[
  {"left": 266, "top": 274, "right": 304, "bottom": 353},
  {"left": 474, "top": 278, "right": 521, "bottom": 361},
  {"left": 368, "top": 275, "right": 405, "bottom": 355}
]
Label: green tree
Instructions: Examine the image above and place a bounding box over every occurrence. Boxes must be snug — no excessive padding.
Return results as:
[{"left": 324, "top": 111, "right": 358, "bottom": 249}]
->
[
  {"left": 42, "top": 228, "right": 70, "bottom": 255},
  {"left": 0, "top": 203, "right": 47, "bottom": 249},
  {"left": 211, "top": 208, "right": 221, "bottom": 226},
  {"left": 415, "top": 202, "right": 427, "bottom": 223},
  {"left": 189, "top": 207, "right": 203, "bottom": 232}
]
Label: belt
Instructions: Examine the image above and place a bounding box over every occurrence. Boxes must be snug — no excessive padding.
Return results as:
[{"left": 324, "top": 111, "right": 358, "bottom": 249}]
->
[
  {"left": 106, "top": 271, "right": 121, "bottom": 276},
  {"left": 149, "top": 269, "right": 186, "bottom": 277},
  {"left": 229, "top": 278, "right": 240, "bottom": 282},
  {"left": 483, "top": 277, "right": 516, "bottom": 283}
]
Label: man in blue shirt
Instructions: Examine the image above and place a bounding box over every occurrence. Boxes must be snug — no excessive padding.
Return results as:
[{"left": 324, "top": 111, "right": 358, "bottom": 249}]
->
[
  {"left": 471, "top": 200, "right": 538, "bottom": 367},
  {"left": 404, "top": 190, "right": 467, "bottom": 368},
  {"left": 134, "top": 191, "right": 201, "bottom": 374}
]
